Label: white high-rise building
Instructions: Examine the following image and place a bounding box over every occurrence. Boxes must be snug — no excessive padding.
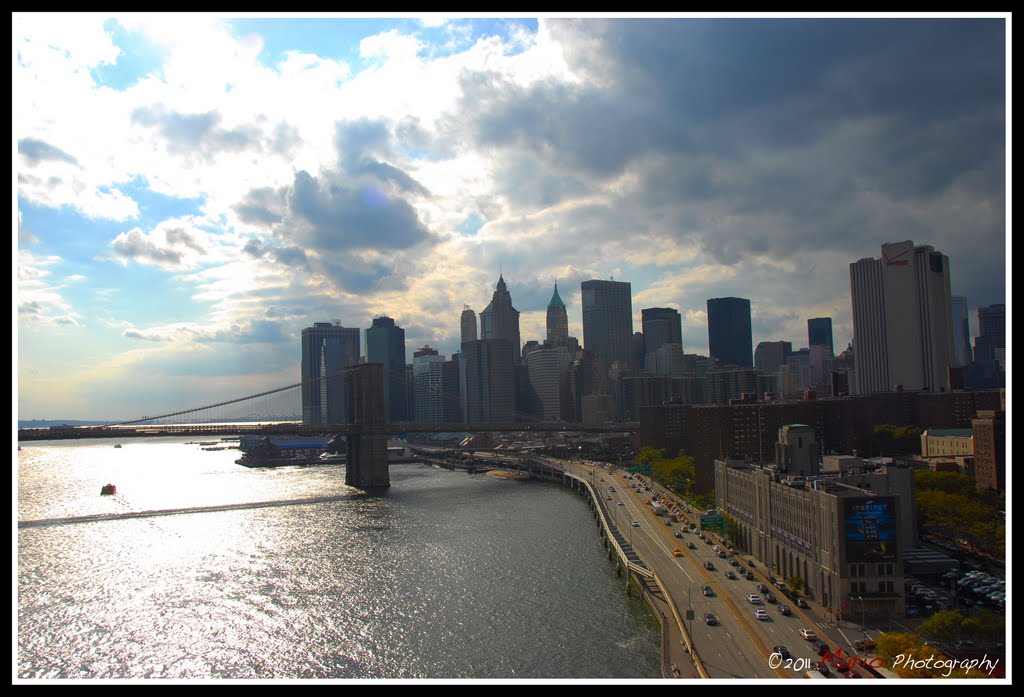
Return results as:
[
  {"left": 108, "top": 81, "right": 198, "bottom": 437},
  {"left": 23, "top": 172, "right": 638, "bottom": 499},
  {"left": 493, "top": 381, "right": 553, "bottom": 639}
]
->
[{"left": 849, "top": 241, "right": 955, "bottom": 394}]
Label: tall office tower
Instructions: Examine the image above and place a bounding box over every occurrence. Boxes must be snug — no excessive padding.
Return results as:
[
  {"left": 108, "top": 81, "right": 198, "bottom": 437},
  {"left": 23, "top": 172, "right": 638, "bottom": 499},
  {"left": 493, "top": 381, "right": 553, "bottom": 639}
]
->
[
  {"left": 365, "top": 316, "right": 407, "bottom": 421},
  {"left": 443, "top": 355, "right": 462, "bottom": 423},
  {"left": 581, "top": 279, "right": 633, "bottom": 383},
  {"left": 461, "top": 305, "right": 478, "bottom": 344},
  {"left": 459, "top": 305, "right": 478, "bottom": 421},
  {"left": 754, "top": 341, "right": 792, "bottom": 374},
  {"left": 462, "top": 339, "right": 515, "bottom": 424},
  {"left": 976, "top": 303, "right": 1005, "bottom": 370},
  {"left": 706, "top": 297, "right": 753, "bottom": 367},
  {"left": 950, "top": 296, "right": 971, "bottom": 367},
  {"left": 807, "top": 317, "right": 834, "bottom": 355},
  {"left": 546, "top": 284, "right": 569, "bottom": 345},
  {"left": 480, "top": 275, "right": 522, "bottom": 365},
  {"left": 412, "top": 349, "right": 446, "bottom": 423},
  {"left": 525, "top": 346, "right": 565, "bottom": 420},
  {"left": 641, "top": 307, "right": 683, "bottom": 357},
  {"left": 849, "top": 241, "right": 955, "bottom": 394},
  {"left": 301, "top": 322, "right": 360, "bottom": 425}
]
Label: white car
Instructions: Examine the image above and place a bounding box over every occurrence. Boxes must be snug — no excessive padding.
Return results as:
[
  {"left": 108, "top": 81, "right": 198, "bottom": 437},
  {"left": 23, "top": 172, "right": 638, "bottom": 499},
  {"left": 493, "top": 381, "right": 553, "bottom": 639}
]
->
[
  {"left": 631, "top": 520, "right": 640, "bottom": 527},
  {"left": 755, "top": 608, "right": 769, "bottom": 621},
  {"left": 747, "top": 594, "right": 762, "bottom": 604}
]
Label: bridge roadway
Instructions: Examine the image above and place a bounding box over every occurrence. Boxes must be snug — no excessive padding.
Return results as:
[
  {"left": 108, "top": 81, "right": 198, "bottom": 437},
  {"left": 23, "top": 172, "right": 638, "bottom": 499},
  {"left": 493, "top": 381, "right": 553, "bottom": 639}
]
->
[{"left": 17, "top": 420, "right": 639, "bottom": 441}]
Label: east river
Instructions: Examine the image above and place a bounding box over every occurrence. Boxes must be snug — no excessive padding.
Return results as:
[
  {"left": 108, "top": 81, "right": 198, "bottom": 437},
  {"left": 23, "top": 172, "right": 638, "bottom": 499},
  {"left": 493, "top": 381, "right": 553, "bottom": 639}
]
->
[{"left": 16, "top": 437, "right": 661, "bottom": 681}]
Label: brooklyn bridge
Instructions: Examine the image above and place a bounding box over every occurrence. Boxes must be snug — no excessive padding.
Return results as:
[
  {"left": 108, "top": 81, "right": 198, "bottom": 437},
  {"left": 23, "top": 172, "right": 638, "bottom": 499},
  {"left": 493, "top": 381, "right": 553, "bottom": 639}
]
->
[{"left": 19, "top": 364, "right": 637, "bottom": 488}]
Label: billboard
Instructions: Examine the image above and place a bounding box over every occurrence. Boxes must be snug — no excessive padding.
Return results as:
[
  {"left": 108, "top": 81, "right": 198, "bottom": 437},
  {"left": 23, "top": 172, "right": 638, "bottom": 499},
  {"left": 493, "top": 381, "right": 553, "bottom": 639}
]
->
[{"left": 843, "top": 497, "right": 897, "bottom": 563}]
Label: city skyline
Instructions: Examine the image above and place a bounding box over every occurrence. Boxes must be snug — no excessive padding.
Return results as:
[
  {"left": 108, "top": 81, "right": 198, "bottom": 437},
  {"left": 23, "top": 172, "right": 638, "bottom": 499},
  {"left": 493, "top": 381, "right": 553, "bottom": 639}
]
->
[{"left": 16, "top": 14, "right": 1008, "bottom": 421}]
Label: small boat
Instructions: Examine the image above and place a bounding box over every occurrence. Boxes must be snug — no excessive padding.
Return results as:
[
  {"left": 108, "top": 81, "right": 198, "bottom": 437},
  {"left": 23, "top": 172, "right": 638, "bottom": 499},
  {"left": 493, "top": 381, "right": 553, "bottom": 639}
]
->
[
  {"left": 100, "top": 483, "right": 117, "bottom": 496},
  {"left": 114, "top": 444, "right": 122, "bottom": 448}
]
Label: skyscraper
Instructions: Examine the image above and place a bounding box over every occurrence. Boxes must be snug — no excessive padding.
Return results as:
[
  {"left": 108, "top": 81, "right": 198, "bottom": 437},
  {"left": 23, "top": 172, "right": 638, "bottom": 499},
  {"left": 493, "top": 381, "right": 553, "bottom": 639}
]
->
[
  {"left": 581, "top": 279, "right": 633, "bottom": 378},
  {"left": 460, "top": 305, "right": 478, "bottom": 344},
  {"left": 546, "top": 284, "right": 569, "bottom": 345},
  {"left": 976, "top": 303, "right": 1005, "bottom": 370},
  {"left": 365, "top": 316, "right": 407, "bottom": 421},
  {"left": 462, "top": 339, "right": 515, "bottom": 423},
  {"left": 807, "top": 317, "right": 834, "bottom": 356},
  {"left": 480, "top": 275, "right": 521, "bottom": 365},
  {"left": 301, "top": 322, "right": 360, "bottom": 425},
  {"left": 706, "top": 297, "right": 753, "bottom": 368},
  {"left": 412, "top": 347, "right": 446, "bottom": 423},
  {"left": 849, "top": 240, "right": 955, "bottom": 394},
  {"left": 641, "top": 307, "right": 683, "bottom": 358},
  {"left": 950, "top": 296, "right": 971, "bottom": 367}
]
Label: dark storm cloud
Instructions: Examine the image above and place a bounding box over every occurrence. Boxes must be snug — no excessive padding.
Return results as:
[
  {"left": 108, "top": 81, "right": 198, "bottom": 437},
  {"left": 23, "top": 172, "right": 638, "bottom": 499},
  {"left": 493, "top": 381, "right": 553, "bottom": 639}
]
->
[
  {"left": 132, "top": 105, "right": 261, "bottom": 155},
  {"left": 335, "top": 119, "right": 430, "bottom": 196},
  {"left": 234, "top": 186, "right": 288, "bottom": 227},
  {"left": 448, "top": 17, "right": 1005, "bottom": 300},
  {"left": 283, "top": 169, "right": 432, "bottom": 251},
  {"left": 18, "top": 138, "right": 78, "bottom": 166}
]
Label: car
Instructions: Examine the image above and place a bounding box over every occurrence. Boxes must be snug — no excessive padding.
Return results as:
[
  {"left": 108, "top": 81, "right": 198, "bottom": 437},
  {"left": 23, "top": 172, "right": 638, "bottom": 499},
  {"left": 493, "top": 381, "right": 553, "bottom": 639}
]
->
[
  {"left": 704, "top": 562, "right": 715, "bottom": 571},
  {"left": 755, "top": 608, "right": 769, "bottom": 620},
  {"left": 617, "top": 501, "right": 624, "bottom": 506},
  {"left": 773, "top": 645, "right": 791, "bottom": 660},
  {"left": 853, "top": 638, "right": 876, "bottom": 652},
  {"left": 799, "top": 628, "right": 817, "bottom": 641},
  {"left": 845, "top": 671, "right": 862, "bottom": 679},
  {"left": 672, "top": 548, "right": 683, "bottom": 557},
  {"left": 778, "top": 604, "right": 791, "bottom": 616},
  {"left": 756, "top": 583, "right": 769, "bottom": 593},
  {"left": 814, "top": 661, "right": 831, "bottom": 676},
  {"left": 725, "top": 571, "right": 736, "bottom": 580},
  {"left": 764, "top": 592, "right": 777, "bottom": 604},
  {"left": 769, "top": 576, "right": 777, "bottom": 585},
  {"left": 606, "top": 496, "right": 613, "bottom": 501},
  {"left": 747, "top": 594, "right": 762, "bottom": 604},
  {"left": 795, "top": 598, "right": 808, "bottom": 608},
  {"left": 743, "top": 571, "right": 755, "bottom": 580},
  {"left": 631, "top": 520, "right": 640, "bottom": 527},
  {"left": 702, "top": 585, "right": 714, "bottom": 597},
  {"left": 729, "top": 559, "right": 739, "bottom": 566},
  {"left": 674, "top": 531, "right": 683, "bottom": 538},
  {"left": 687, "top": 542, "right": 697, "bottom": 549},
  {"left": 704, "top": 613, "right": 718, "bottom": 626},
  {"left": 815, "top": 642, "right": 830, "bottom": 656},
  {"left": 717, "top": 550, "right": 727, "bottom": 558},
  {"left": 704, "top": 538, "right": 713, "bottom": 545},
  {"left": 664, "top": 518, "right": 673, "bottom": 526}
]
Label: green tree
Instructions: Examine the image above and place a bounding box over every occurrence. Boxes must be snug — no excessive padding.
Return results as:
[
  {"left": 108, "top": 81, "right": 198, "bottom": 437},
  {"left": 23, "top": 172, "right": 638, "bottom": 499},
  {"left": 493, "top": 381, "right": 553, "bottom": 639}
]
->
[
  {"left": 785, "top": 575, "right": 804, "bottom": 594},
  {"left": 634, "top": 446, "right": 665, "bottom": 466},
  {"left": 874, "top": 631, "right": 922, "bottom": 662},
  {"left": 872, "top": 424, "right": 923, "bottom": 456},
  {"left": 918, "top": 609, "right": 966, "bottom": 645}
]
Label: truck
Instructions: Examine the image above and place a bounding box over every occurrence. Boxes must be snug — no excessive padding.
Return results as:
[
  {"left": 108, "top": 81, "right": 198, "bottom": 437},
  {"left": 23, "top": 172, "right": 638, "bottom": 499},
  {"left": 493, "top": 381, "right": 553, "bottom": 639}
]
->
[{"left": 651, "top": 502, "right": 667, "bottom": 515}]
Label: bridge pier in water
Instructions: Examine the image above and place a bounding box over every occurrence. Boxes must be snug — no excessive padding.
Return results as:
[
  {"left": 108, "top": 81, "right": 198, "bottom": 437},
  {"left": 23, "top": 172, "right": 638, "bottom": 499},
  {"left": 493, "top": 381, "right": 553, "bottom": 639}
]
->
[{"left": 343, "top": 364, "right": 390, "bottom": 489}]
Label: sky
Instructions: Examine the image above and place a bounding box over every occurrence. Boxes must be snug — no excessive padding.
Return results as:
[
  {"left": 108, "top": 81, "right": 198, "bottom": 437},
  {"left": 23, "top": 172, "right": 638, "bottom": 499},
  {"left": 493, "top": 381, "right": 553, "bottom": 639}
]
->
[{"left": 14, "top": 13, "right": 1009, "bottom": 422}]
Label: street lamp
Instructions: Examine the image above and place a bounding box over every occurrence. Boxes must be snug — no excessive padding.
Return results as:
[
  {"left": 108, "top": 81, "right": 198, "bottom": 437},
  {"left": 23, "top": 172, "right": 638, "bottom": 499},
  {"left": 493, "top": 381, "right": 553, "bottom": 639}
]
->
[{"left": 857, "top": 595, "right": 866, "bottom": 632}]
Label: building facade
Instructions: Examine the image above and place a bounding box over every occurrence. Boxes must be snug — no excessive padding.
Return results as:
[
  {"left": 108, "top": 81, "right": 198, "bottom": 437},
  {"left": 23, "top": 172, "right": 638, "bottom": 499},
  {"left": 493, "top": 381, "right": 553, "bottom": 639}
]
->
[
  {"left": 581, "top": 279, "right": 634, "bottom": 382},
  {"left": 707, "top": 297, "right": 753, "bottom": 368},
  {"left": 716, "top": 438, "right": 908, "bottom": 621},
  {"left": 850, "top": 241, "right": 955, "bottom": 394},
  {"left": 546, "top": 284, "right": 569, "bottom": 345},
  {"left": 951, "top": 296, "right": 971, "bottom": 367},
  {"left": 808, "top": 317, "right": 834, "bottom": 356},
  {"left": 365, "top": 316, "right": 408, "bottom": 421},
  {"left": 462, "top": 338, "right": 516, "bottom": 424},
  {"left": 301, "top": 322, "right": 360, "bottom": 425},
  {"left": 480, "top": 275, "right": 521, "bottom": 366}
]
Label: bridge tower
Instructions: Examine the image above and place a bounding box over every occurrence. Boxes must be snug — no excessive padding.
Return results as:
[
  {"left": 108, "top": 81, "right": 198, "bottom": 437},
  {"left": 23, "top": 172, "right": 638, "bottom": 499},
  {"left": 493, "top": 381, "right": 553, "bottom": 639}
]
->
[{"left": 344, "top": 363, "right": 390, "bottom": 489}]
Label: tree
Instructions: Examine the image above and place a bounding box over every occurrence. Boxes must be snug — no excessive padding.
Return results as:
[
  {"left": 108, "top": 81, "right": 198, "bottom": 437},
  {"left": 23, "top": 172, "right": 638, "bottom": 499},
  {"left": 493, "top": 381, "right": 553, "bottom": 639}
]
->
[
  {"left": 785, "top": 575, "right": 804, "bottom": 594},
  {"left": 918, "top": 609, "right": 965, "bottom": 645},
  {"left": 874, "top": 631, "right": 922, "bottom": 662}
]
